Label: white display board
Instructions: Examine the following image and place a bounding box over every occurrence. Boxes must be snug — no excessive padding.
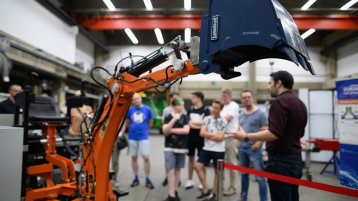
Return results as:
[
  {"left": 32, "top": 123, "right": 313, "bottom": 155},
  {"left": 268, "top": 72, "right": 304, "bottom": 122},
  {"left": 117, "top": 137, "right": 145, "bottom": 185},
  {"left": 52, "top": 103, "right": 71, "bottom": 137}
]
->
[
  {"left": 309, "top": 90, "right": 335, "bottom": 162},
  {"left": 0, "top": 126, "right": 23, "bottom": 201}
]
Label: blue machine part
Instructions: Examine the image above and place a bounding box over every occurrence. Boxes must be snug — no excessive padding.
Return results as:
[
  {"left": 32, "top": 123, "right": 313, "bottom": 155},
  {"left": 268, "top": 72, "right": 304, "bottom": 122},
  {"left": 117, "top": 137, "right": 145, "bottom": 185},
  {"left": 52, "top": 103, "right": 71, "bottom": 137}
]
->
[{"left": 199, "top": 0, "right": 315, "bottom": 80}]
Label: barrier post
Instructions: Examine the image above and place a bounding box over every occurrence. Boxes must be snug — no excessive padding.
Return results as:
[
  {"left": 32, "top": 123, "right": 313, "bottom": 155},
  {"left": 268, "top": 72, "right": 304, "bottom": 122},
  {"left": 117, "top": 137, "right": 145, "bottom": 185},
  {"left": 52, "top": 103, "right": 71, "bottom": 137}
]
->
[{"left": 217, "top": 160, "right": 224, "bottom": 201}]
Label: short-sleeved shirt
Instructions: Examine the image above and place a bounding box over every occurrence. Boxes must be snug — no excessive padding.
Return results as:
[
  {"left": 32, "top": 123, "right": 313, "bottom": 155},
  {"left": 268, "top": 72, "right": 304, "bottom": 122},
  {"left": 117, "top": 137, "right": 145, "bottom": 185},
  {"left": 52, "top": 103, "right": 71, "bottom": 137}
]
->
[
  {"left": 162, "top": 106, "right": 173, "bottom": 122},
  {"left": 0, "top": 98, "right": 15, "bottom": 114},
  {"left": 267, "top": 91, "right": 308, "bottom": 155},
  {"left": 239, "top": 108, "right": 268, "bottom": 148},
  {"left": 163, "top": 106, "right": 187, "bottom": 122},
  {"left": 202, "top": 116, "right": 227, "bottom": 152},
  {"left": 187, "top": 105, "right": 211, "bottom": 135},
  {"left": 163, "top": 113, "right": 189, "bottom": 153},
  {"left": 126, "top": 105, "right": 153, "bottom": 140},
  {"left": 220, "top": 101, "right": 239, "bottom": 133}
]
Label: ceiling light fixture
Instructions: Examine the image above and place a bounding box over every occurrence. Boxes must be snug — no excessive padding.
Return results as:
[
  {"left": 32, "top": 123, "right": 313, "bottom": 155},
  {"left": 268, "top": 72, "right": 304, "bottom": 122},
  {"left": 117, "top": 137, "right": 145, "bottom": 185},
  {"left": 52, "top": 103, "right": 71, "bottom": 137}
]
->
[
  {"left": 340, "top": 0, "right": 358, "bottom": 10},
  {"left": 185, "top": 28, "right": 191, "bottom": 43},
  {"left": 301, "top": 29, "right": 316, "bottom": 39},
  {"left": 154, "top": 28, "right": 164, "bottom": 44},
  {"left": 301, "top": 0, "right": 317, "bottom": 10},
  {"left": 103, "top": 0, "right": 116, "bottom": 11},
  {"left": 124, "top": 28, "right": 139, "bottom": 44},
  {"left": 184, "top": 0, "right": 191, "bottom": 10},
  {"left": 143, "top": 0, "right": 153, "bottom": 10}
]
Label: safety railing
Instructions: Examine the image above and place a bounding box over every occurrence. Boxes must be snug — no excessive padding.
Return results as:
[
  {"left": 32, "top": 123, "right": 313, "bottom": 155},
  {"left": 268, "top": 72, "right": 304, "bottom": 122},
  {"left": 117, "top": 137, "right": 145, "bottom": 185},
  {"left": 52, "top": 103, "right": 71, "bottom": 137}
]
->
[{"left": 216, "top": 160, "right": 358, "bottom": 201}]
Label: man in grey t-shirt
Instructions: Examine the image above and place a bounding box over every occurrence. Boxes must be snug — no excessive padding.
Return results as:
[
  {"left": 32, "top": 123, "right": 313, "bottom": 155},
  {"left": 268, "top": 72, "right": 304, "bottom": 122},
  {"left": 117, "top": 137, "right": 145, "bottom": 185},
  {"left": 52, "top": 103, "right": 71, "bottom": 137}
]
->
[{"left": 237, "top": 90, "right": 268, "bottom": 201}]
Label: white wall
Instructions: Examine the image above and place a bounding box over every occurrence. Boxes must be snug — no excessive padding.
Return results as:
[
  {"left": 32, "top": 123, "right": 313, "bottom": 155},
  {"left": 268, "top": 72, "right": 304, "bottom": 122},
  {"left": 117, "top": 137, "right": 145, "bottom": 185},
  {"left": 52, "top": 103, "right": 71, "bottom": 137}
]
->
[
  {"left": 104, "top": 46, "right": 325, "bottom": 83},
  {"left": 256, "top": 47, "right": 326, "bottom": 83},
  {"left": 337, "top": 39, "right": 358, "bottom": 78},
  {"left": 75, "top": 33, "right": 95, "bottom": 72},
  {"left": 0, "top": 0, "right": 78, "bottom": 64}
]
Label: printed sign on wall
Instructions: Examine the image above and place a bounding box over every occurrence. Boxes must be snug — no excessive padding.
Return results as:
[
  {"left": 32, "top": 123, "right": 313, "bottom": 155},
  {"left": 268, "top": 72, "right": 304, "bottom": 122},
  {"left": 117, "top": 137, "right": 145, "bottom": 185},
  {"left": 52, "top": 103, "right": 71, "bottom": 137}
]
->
[{"left": 336, "top": 78, "right": 358, "bottom": 189}]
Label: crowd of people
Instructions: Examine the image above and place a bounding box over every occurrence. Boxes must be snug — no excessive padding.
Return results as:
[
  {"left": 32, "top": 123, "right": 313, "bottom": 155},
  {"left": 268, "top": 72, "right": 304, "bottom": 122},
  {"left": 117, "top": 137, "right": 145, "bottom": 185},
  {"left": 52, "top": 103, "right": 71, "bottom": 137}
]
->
[
  {"left": 109, "top": 70, "right": 307, "bottom": 201},
  {"left": 0, "top": 70, "right": 308, "bottom": 201}
]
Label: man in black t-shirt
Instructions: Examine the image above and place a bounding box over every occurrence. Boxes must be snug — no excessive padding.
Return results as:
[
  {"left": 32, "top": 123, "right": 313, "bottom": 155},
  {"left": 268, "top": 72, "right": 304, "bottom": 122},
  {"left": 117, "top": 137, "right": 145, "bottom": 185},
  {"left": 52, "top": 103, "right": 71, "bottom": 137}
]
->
[
  {"left": 162, "top": 97, "right": 190, "bottom": 201},
  {"left": 185, "top": 92, "right": 211, "bottom": 190}
]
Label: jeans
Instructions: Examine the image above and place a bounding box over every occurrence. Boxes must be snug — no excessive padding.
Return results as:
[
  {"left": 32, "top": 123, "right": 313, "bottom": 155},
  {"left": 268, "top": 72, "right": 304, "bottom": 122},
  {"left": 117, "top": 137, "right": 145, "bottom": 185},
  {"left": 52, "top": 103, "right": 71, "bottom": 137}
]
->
[
  {"left": 266, "top": 153, "right": 303, "bottom": 201},
  {"left": 238, "top": 147, "right": 268, "bottom": 201}
]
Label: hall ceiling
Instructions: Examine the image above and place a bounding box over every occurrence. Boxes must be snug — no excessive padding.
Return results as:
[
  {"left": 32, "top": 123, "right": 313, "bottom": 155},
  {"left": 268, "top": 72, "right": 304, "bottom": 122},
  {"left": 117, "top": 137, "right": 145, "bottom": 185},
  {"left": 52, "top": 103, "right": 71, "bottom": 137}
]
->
[{"left": 39, "top": 0, "right": 358, "bottom": 48}]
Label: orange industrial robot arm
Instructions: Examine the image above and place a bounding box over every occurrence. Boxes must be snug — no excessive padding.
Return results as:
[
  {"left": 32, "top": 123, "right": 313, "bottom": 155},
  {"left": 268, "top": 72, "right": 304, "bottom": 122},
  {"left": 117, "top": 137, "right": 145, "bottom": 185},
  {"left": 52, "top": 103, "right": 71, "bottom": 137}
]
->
[{"left": 76, "top": 37, "right": 199, "bottom": 201}]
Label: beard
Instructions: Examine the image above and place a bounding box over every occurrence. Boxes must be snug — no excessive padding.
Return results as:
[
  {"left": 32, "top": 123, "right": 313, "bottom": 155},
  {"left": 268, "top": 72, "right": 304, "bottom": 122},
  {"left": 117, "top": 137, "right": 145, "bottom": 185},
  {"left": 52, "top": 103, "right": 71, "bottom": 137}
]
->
[{"left": 270, "top": 88, "right": 279, "bottom": 98}]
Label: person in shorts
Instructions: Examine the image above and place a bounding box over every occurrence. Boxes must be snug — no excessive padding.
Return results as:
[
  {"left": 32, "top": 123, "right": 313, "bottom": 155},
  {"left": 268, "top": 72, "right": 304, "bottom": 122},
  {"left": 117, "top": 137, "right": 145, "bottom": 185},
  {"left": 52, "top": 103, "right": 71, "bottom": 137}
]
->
[
  {"left": 162, "top": 97, "right": 190, "bottom": 201},
  {"left": 121, "top": 93, "right": 154, "bottom": 189},
  {"left": 194, "top": 100, "right": 227, "bottom": 201},
  {"left": 185, "top": 91, "right": 210, "bottom": 189}
]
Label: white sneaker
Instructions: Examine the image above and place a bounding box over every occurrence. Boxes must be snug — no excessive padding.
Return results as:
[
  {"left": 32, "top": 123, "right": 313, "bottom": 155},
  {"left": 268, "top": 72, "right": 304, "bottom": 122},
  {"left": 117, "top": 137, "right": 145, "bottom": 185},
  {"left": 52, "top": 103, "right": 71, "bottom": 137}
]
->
[
  {"left": 113, "top": 180, "right": 120, "bottom": 188},
  {"left": 185, "top": 180, "right": 195, "bottom": 189},
  {"left": 198, "top": 183, "right": 203, "bottom": 190}
]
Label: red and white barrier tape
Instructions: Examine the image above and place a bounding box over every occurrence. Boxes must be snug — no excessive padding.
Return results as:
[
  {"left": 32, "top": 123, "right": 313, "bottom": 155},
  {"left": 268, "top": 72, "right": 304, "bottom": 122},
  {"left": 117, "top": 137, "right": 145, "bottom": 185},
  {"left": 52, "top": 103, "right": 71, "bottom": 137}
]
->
[{"left": 223, "top": 163, "right": 358, "bottom": 198}]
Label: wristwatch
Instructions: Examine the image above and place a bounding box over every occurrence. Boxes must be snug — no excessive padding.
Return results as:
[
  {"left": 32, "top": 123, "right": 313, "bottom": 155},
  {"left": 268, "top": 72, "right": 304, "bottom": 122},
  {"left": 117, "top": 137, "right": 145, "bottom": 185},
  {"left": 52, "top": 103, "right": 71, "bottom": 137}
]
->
[{"left": 244, "top": 134, "right": 249, "bottom": 142}]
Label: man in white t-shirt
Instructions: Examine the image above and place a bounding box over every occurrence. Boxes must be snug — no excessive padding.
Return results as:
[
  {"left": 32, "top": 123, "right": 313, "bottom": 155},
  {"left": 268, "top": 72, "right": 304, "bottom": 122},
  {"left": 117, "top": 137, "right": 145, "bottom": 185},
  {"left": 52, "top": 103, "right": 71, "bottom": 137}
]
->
[
  {"left": 221, "top": 88, "right": 240, "bottom": 196},
  {"left": 194, "top": 100, "right": 226, "bottom": 201}
]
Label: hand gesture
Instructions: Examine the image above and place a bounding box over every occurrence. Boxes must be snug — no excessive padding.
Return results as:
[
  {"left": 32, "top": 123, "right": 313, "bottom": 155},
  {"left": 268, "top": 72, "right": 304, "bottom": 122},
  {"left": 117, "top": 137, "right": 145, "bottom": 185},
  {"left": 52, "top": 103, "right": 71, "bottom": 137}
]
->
[
  {"left": 251, "top": 144, "right": 260, "bottom": 151},
  {"left": 233, "top": 126, "right": 246, "bottom": 141},
  {"left": 172, "top": 113, "right": 181, "bottom": 121},
  {"left": 117, "top": 132, "right": 123, "bottom": 142}
]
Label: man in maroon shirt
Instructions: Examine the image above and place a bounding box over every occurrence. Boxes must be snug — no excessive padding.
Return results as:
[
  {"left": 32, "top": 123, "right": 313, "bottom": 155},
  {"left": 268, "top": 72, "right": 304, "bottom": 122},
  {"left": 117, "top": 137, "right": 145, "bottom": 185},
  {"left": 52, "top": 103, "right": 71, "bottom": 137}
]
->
[{"left": 234, "top": 70, "right": 307, "bottom": 201}]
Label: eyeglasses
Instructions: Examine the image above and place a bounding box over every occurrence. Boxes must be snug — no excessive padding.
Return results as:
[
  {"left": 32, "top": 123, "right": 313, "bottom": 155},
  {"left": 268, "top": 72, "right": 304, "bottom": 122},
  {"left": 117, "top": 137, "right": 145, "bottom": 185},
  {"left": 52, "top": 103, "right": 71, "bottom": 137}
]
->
[{"left": 241, "top": 96, "right": 252, "bottom": 99}]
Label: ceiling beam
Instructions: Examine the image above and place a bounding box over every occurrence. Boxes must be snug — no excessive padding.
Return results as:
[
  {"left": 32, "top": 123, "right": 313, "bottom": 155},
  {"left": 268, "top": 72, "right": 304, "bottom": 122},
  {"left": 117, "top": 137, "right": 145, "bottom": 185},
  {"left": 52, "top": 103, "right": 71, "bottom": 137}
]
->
[
  {"left": 292, "top": 14, "right": 358, "bottom": 30},
  {"left": 72, "top": 8, "right": 207, "bottom": 15},
  {"left": 80, "top": 14, "right": 358, "bottom": 30},
  {"left": 80, "top": 15, "right": 202, "bottom": 30}
]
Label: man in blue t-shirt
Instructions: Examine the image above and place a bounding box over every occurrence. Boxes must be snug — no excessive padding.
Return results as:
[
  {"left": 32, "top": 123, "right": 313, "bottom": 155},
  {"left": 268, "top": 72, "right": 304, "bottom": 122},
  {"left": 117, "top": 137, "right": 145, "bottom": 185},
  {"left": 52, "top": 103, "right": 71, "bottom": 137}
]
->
[
  {"left": 120, "top": 93, "right": 154, "bottom": 189},
  {"left": 237, "top": 90, "right": 268, "bottom": 201}
]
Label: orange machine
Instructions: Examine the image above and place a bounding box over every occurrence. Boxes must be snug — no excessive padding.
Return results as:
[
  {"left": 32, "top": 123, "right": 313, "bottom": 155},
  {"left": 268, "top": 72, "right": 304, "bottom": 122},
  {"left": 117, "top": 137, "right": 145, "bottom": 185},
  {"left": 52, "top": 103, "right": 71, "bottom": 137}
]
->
[
  {"left": 25, "top": 124, "right": 78, "bottom": 201},
  {"left": 22, "top": 0, "right": 316, "bottom": 199},
  {"left": 24, "top": 37, "right": 200, "bottom": 200},
  {"left": 307, "top": 139, "right": 340, "bottom": 176}
]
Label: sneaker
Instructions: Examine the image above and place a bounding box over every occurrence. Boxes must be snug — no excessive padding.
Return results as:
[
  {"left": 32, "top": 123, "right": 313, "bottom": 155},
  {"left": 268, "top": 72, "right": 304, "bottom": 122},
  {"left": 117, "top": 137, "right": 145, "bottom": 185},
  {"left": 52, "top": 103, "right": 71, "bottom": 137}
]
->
[
  {"left": 146, "top": 179, "right": 155, "bottom": 189},
  {"left": 163, "top": 195, "right": 177, "bottom": 201},
  {"left": 208, "top": 194, "right": 217, "bottom": 201},
  {"left": 175, "top": 191, "right": 181, "bottom": 201},
  {"left": 185, "top": 180, "right": 195, "bottom": 189},
  {"left": 223, "top": 187, "right": 236, "bottom": 196},
  {"left": 198, "top": 183, "right": 203, "bottom": 190},
  {"left": 197, "top": 190, "right": 212, "bottom": 201},
  {"left": 113, "top": 180, "right": 120, "bottom": 188},
  {"left": 130, "top": 179, "right": 139, "bottom": 187},
  {"left": 162, "top": 177, "right": 168, "bottom": 186}
]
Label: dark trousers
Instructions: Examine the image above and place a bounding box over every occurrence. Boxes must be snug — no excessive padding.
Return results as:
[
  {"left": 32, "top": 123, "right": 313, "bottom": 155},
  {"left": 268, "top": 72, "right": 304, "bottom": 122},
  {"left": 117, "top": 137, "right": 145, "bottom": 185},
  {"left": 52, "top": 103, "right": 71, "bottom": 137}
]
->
[{"left": 265, "top": 153, "right": 302, "bottom": 201}]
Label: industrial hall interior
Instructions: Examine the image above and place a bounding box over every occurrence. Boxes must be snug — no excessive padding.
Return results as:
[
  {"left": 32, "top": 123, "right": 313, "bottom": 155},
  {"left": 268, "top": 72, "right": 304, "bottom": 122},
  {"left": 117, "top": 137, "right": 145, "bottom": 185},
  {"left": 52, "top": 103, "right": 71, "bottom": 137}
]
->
[{"left": 1, "top": 0, "right": 358, "bottom": 201}]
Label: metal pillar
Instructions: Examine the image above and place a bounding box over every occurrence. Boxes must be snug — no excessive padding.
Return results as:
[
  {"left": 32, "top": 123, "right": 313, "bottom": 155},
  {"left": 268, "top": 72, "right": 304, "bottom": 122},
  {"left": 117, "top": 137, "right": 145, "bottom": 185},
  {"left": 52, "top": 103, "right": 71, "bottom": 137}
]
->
[
  {"left": 248, "top": 62, "right": 257, "bottom": 102},
  {"left": 217, "top": 160, "right": 224, "bottom": 201}
]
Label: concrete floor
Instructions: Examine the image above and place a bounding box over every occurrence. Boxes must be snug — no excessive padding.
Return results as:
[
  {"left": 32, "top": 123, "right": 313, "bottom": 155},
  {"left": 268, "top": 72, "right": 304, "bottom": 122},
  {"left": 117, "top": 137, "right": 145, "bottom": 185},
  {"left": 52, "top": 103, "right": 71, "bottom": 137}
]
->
[{"left": 112, "top": 133, "right": 356, "bottom": 201}]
